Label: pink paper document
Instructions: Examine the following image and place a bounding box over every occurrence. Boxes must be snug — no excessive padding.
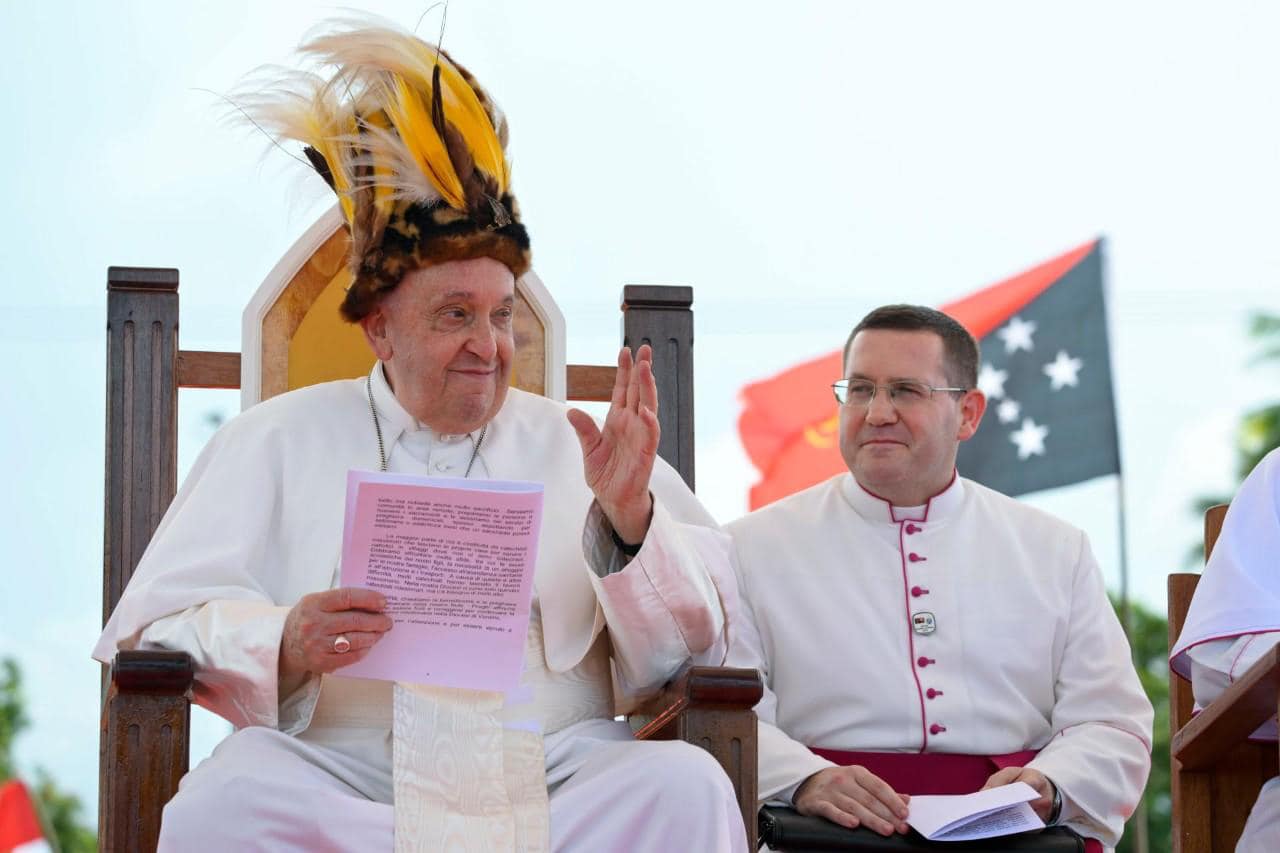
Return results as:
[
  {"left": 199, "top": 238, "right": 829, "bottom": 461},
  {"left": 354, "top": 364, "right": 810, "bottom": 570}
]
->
[{"left": 337, "top": 469, "right": 543, "bottom": 692}]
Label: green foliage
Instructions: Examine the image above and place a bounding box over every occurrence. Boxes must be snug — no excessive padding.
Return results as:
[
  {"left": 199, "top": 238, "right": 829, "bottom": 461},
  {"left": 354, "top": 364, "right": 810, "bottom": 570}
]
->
[
  {"left": 1217, "top": 311, "right": 1280, "bottom": 478},
  {"left": 0, "top": 659, "right": 29, "bottom": 781},
  {"left": 1239, "top": 404, "right": 1280, "bottom": 474},
  {"left": 32, "top": 769, "right": 97, "bottom": 853},
  {"left": 1113, "top": 595, "right": 1171, "bottom": 853},
  {"left": 0, "top": 657, "right": 96, "bottom": 852}
]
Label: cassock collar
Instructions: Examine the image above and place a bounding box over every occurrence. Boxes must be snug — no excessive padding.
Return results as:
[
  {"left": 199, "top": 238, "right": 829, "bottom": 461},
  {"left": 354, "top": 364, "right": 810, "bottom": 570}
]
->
[
  {"left": 366, "top": 361, "right": 490, "bottom": 450},
  {"left": 839, "top": 470, "right": 966, "bottom": 525}
]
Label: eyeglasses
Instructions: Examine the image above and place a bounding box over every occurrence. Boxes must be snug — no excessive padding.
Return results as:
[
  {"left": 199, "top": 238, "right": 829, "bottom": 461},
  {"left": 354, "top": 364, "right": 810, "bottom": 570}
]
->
[{"left": 831, "top": 379, "right": 968, "bottom": 408}]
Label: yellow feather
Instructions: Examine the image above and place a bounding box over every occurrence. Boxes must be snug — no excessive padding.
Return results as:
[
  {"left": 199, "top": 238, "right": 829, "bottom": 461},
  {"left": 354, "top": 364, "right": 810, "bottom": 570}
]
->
[
  {"left": 304, "top": 26, "right": 510, "bottom": 196},
  {"left": 363, "top": 111, "right": 397, "bottom": 219},
  {"left": 239, "top": 71, "right": 358, "bottom": 222},
  {"left": 257, "top": 21, "right": 514, "bottom": 213},
  {"left": 432, "top": 54, "right": 509, "bottom": 194},
  {"left": 382, "top": 74, "right": 465, "bottom": 209},
  {"left": 396, "top": 39, "right": 509, "bottom": 195},
  {"left": 309, "top": 99, "right": 356, "bottom": 222}
]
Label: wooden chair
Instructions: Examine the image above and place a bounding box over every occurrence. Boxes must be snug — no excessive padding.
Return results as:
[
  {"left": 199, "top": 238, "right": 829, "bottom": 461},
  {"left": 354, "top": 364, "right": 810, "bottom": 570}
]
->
[
  {"left": 1168, "top": 504, "right": 1280, "bottom": 853},
  {"left": 99, "top": 208, "right": 762, "bottom": 851}
]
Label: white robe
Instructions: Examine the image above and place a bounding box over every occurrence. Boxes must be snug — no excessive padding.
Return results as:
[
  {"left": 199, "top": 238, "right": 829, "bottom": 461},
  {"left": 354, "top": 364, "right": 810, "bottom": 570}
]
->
[
  {"left": 1170, "top": 448, "right": 1280, "bottom": 853},
  {"left": 94, "top": 364, "right": 747, "bottom": 852},
  {"left": 726, "top": 472, "right": 1153, "bottom": 848}
]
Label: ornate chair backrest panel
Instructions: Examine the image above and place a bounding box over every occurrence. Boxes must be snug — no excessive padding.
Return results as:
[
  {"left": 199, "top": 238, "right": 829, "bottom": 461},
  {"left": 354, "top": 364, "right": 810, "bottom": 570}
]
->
[{"left": 243, "top": 205, "right": 564, "bottom": 408}]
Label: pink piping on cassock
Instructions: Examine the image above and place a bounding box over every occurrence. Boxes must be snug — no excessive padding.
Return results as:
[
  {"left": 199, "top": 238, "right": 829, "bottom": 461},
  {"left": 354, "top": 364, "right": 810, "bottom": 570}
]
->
[
  {"left": 897, "top": 521, "right": 929, "bottom": 752},
  {"left": 1054, "top": 721, "right": 1153, "bottom": 754},
  {"left": 1169, "top": 629, "right": 1280, "bottom": 682},
  {"left": 856, "top": 471, "right": 958, "bottom": 752}
]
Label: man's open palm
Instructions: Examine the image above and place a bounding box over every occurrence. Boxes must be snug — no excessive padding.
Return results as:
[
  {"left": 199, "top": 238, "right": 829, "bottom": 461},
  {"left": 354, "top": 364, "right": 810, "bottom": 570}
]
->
[{"left": 566, "top": 344, "right": 660, "bottom": 544}]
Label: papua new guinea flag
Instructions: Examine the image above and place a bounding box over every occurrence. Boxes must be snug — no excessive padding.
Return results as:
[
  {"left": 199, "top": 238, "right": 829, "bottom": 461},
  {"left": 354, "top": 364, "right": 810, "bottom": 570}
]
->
[
  {"left": 738, "top": 239, "right": 1119, "bottom": 508},
  {"left": 950, "top": 239, "right": 1119, "bottom": 496}
]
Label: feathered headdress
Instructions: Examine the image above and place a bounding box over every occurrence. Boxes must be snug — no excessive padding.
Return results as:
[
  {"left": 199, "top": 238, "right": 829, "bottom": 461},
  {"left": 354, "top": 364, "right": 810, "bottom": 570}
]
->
[{"left": 243, "top": 18, "right": 530, "bottom": 321}]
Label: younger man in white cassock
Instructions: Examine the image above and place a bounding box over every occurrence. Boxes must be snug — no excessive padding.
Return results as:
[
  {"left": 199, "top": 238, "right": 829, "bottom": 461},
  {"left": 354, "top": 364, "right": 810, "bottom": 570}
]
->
[
  {"left": 94, "top": 20, "right": 746, "bottom": 852},
  {"left": 1171, "top": 447, "right": 1280, "bottom": 852},
  {"left": 727, "top": 305, "right": 1152, "bottom": 849}
]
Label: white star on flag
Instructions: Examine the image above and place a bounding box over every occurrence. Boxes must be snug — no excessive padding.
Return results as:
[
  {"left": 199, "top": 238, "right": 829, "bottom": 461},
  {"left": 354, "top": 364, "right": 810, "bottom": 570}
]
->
[
  {"left": 977, "top": 363, "right": 1008, "bottom": 399},
  {"left": 1043, "top": 350, "right": 1084, "bottom": 390},
  {"left": 996, "top": 398, "right": 1021, "bottom": 424},
  {"left": 997, "top": 316, "right": 1036, "bottom": 354},
  {"left": 1010, "top": 418, "right": 1049, "bottom": 460}
]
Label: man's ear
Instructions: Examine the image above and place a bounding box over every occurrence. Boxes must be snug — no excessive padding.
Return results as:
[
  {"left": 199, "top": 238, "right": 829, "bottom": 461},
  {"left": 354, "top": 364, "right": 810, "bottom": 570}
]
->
[
  {"left": 956, "top": 389, "right": 987, "bottom": 442},
  {"left": 360, "top": 305, "right": 393, "bottom": 361}
]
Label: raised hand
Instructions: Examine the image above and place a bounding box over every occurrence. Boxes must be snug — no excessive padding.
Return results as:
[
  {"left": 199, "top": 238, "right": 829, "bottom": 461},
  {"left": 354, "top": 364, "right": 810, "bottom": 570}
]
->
[
  {"left": 279, "top": 587, "right": 393, "bottom": 679},
  {"left": 566, "top": 344, "right": 660, "bottom": 545}
]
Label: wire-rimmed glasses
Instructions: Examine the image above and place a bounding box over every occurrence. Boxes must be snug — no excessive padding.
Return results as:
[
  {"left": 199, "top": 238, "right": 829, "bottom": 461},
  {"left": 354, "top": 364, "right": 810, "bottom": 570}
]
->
[{"left": 831, "top": 379, "right": 968, "bottom": 408}]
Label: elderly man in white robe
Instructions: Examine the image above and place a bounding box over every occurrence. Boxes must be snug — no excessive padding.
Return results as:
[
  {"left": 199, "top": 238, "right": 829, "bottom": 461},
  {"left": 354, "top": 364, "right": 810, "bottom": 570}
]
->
[
  {"left": 1170, "top": 447, "right": 1280, "bottom": 853},
  {"left": 94, "top": 21, "right": 747, "bottom": 853},
  {"left": 727, "top": 304, "right": 1153, "bottom": 850}
]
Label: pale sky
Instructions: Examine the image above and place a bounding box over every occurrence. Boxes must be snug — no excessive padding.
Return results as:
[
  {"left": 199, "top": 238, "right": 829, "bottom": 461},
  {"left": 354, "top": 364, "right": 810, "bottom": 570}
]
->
[{"left": 4, "top": 0, "right": 1279, "bottom": 819}]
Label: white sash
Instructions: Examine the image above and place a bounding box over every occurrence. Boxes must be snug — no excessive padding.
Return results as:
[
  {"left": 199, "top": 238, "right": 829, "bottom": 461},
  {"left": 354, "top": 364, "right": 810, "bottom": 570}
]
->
[{"left": 309, "top": 602, "right": 613, "bottom": 851}]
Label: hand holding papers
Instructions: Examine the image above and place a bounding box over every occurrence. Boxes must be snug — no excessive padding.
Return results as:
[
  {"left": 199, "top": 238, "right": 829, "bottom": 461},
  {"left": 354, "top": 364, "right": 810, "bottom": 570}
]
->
[
  {"left": 337, "top": 470, "right": 543, "bottom": 692},
  {"left": 906, "top": 782, "right": 1045, "bottom": 841}
]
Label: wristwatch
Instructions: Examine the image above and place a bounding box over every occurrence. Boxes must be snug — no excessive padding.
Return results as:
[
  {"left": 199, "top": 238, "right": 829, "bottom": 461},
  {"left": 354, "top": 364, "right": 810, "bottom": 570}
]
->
[
  {"left": 611, "top": 526, "right": 642, "bottom": 557},
  {"left": 1046, "top": 783, "right": 1063, "bottom": 825}
]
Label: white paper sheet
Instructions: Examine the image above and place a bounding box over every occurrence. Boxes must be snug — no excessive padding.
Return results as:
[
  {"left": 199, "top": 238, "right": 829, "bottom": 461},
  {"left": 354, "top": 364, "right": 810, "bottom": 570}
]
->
[{"left": 907, "top": 781, "right": 1045, "bottom": 841}]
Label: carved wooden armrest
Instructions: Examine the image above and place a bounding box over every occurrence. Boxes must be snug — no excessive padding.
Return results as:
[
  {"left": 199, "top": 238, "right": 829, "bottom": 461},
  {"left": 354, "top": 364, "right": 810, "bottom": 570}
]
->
[
  {"left": 631, "top": 665, "right": 763, "bottom": 734},
  {"left": 100, "top": 650, "right": 195, "bottom": 853},
  {"left": 111, "top": 649, "right": 196, "bottom": 693},
  {"left": 1173, "top": 644, "right": 1280, "bottom": 770},
  {"left": 631, "top": 665, "right": 763, "bottom": 850}
]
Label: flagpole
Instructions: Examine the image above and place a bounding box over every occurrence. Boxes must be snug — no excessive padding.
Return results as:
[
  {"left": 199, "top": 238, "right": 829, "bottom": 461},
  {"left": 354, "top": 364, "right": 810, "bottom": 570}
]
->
[
  {"left": 1117, "top": 474, "right": 1131, "bottom": 648},
  {"left": 1105, "top": 237, "right": 1149, "bottom": 853},
  {"left": 1118, "top": 472, "right": 1151, "bottom": 853},
  {"left": 1097, "top": 235, "right": 1148, "bottom": 853}
]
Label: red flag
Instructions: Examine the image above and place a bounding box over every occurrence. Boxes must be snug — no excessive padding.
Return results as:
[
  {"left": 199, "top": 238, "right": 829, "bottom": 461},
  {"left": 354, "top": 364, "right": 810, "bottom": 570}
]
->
[
  {"left": 0, "top": 780, "right": 50, "bottom": 852},
  {"left": 739, "top": 350, "right": 845, "bottom": 509},
  {"left": 738, "top": 240, "right": 1101, "bottom": 509}
]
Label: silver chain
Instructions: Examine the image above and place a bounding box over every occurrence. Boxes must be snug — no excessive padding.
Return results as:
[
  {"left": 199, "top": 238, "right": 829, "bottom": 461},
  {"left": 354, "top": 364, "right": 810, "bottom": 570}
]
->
[{"left": 366, "top": 373, "right": 487, "bottom": 477}]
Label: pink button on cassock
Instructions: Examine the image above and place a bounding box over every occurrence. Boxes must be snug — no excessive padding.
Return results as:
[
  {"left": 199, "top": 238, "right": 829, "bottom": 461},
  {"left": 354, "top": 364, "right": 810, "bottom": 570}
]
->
[
  {"left": 917, "top": 656, "right": 935, "bottom": 667},
  {"left": 926, "top": 688, "right": 942, "bottom": 699},
  {"left": 929, "top": 723, "right": 947, "bottom": 735},
  {"left": 905, "top": 524, "right": 921, "bottom": 534},
  {"left": 908, "top": 552, "right": 926, "bottom": 563},
  {"left": 910, "top": 586, "right": 929, "bottom": 598}
]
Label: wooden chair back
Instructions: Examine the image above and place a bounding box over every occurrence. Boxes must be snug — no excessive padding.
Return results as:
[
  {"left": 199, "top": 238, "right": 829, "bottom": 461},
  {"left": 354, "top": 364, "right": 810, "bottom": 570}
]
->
[{"left": 1168, "top": 504, "right": 1280, "bottom": 853}]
